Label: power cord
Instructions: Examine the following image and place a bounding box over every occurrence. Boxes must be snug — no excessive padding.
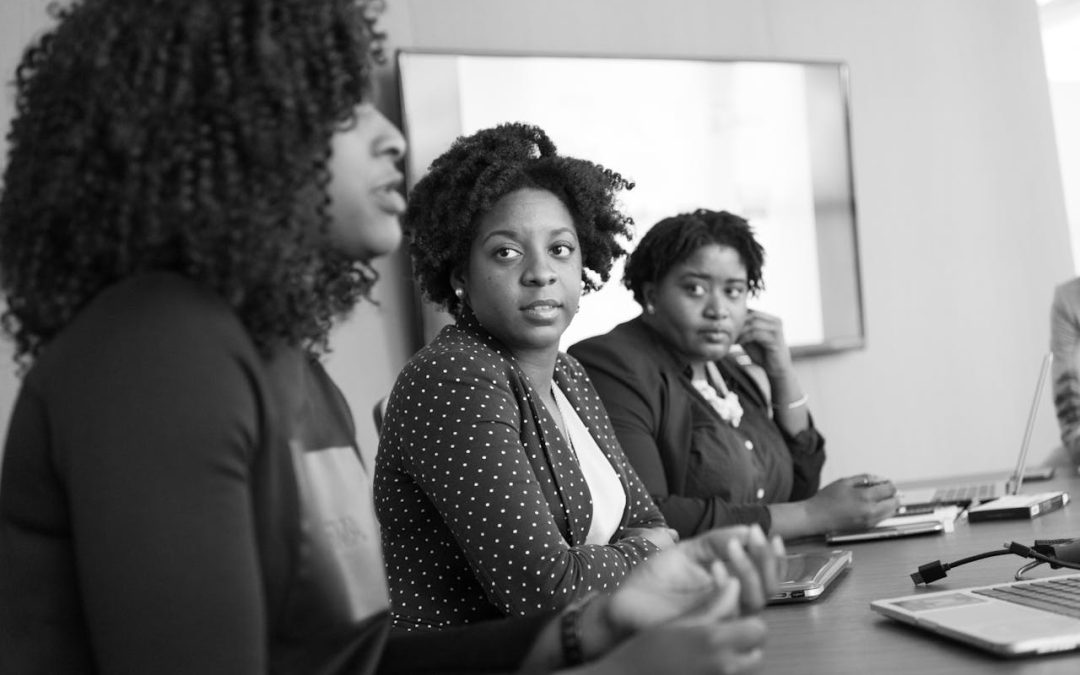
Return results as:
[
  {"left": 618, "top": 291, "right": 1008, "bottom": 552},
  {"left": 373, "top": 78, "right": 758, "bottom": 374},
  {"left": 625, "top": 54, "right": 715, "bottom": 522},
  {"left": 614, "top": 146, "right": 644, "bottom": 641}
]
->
[
  {"left": 910, "top": 538, "right": 1080, "bottom": 585},
  {"left": 1014, "top": 561, "right": 1042, "bottom": 581}
]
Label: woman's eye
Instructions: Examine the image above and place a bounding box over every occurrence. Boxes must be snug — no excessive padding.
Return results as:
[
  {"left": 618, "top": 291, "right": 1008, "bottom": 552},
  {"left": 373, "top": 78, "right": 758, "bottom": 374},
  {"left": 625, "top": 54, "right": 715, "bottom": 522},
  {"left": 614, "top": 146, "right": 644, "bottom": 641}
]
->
[
  {"left": 551, "top": 243, "right": 575, "bottom": 258},
  {"left": 683, "top": 283, "right": 707, "bottom": 297},
  {"left": 335, "top": 115, "right": 358, "bottom": 132},
  {"left": 726, "top": 286, "right": 746, "bottom": 300},
  {"left": 494, "top": 247, "right": 521, "bottom": 260}
]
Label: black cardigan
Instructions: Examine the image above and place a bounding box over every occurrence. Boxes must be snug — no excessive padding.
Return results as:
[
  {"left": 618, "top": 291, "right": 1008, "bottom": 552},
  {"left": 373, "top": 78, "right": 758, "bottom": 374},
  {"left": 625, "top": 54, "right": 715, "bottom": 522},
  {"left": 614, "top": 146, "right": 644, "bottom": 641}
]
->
[{"left": 569, "top": 317, "right": 825, "bottom": 536}]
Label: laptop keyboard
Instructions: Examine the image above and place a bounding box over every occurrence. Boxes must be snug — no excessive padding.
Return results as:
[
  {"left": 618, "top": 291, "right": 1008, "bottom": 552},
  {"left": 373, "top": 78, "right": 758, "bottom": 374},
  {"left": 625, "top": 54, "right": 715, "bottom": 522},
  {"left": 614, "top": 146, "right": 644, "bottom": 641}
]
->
[
  {"left": 932, "top": 483, "right": 998, "bottom": 502},
  {"left": 973, "top": 577, "right": 1080, "bottom": 619}
]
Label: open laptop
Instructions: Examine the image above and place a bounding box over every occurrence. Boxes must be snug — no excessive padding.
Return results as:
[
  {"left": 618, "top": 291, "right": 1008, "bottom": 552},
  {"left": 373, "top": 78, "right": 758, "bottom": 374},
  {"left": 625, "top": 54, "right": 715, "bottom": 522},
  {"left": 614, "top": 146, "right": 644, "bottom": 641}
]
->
[
  {"left": 871, "top": 573, "right": 1080, "bottom": 656},
  {"left": 896, "top": 353, "right": 1053, "bottom": 511}
]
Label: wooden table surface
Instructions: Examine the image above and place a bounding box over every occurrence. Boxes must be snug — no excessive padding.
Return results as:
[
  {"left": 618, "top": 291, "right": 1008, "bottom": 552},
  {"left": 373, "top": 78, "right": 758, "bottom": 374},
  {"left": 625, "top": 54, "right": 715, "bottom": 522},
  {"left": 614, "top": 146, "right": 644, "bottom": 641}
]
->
[{"left": 761, "top": 469, "right": 1080, "bottom": 674}]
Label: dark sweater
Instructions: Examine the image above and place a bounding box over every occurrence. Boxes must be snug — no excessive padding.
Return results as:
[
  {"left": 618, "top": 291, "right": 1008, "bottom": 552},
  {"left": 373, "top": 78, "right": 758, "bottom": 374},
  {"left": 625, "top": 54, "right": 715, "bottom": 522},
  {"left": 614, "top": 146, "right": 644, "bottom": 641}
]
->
[{"left": 0, "top": 274, "right": 546, "bottom": 675}]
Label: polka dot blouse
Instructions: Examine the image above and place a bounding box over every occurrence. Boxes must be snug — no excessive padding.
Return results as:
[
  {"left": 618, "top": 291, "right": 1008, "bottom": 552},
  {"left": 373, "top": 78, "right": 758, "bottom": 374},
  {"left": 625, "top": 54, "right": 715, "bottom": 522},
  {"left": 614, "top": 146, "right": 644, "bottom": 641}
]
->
[{"left": 373, "top": 311, "right": 667, "bottom": 630}]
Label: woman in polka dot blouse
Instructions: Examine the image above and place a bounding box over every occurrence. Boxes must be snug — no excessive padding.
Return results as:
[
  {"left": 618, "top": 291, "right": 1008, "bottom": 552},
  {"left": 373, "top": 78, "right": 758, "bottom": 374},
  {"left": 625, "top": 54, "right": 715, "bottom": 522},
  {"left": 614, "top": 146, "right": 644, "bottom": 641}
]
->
[{"left": 374, "top": 123, "right": 677, "bottom": 630}]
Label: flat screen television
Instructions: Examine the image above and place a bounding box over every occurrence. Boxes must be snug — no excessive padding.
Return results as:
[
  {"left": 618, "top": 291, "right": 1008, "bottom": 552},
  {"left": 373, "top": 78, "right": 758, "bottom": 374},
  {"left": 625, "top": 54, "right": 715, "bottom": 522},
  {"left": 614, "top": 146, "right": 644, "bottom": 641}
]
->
[{"left": 397, "top": 50, "right": 865, "bottom": 356}]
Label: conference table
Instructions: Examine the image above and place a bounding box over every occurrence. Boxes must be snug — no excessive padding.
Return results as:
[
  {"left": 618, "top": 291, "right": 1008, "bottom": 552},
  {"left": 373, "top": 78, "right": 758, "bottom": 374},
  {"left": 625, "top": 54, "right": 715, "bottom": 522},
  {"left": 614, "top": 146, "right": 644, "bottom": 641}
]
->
[{"left": 762, "top": 469, "right": 1080, "bottom": 673}]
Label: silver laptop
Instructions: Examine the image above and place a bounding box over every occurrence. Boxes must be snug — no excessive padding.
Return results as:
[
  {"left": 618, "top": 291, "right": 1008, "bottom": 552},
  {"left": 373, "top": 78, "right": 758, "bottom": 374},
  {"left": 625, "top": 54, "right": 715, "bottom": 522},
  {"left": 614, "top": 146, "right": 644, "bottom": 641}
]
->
[
  {"left": 871, "top": 573, "right": 1080, "bottom": 656},
  {"left": 896, "top": 353, "right": 1053, "bottom": 510}
]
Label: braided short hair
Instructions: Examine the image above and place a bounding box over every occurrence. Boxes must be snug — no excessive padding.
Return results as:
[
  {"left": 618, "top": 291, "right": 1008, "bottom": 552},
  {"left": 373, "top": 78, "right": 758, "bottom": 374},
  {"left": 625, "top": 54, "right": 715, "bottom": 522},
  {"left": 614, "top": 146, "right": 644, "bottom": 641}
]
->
[{"left": 623, "top": 208, "right": 765, "bottom": 305}]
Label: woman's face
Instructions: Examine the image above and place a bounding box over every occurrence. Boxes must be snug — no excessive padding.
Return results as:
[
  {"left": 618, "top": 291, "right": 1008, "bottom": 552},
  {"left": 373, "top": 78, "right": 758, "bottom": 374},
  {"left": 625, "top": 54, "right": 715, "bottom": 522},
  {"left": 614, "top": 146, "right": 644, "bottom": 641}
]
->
[
  {"left": 326, "top": 103, "right": 407, "bottom": 260},
  {"left": 642, "top": 243, "right": 749, "bottom": 365},
  {"left": 459, "top": 188, "right": 582, "bottom": 358}
]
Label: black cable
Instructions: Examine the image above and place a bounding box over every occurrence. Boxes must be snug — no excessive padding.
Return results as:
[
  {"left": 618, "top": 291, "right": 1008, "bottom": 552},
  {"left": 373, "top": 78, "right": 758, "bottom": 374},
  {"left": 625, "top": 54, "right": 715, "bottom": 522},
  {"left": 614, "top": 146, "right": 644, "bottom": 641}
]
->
[
  {"left": 910, "top": 549, "right": 1013, "bottom": 584},
  {"left": 910, "top": 539, "right": 1080, "bottom": 585}
]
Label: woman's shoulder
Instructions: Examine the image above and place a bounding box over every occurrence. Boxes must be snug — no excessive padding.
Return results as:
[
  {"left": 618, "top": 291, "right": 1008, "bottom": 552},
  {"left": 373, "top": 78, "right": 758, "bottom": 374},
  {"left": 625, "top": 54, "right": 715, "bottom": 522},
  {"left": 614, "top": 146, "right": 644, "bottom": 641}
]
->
[
  {"left": 37, "top": 273, "right": 254, "bottom": 372},
  {"left": 397, "top": 323, "right": 514, "bottom": 389},
  {"left": 555, "top": 350, "right": 590, "bottom": 383},
  {"left": 568, "top": 318, "right": 664, "bottom": 374},
  {"left": 25, "top": 273, "right": 266, "bottom": 427}
]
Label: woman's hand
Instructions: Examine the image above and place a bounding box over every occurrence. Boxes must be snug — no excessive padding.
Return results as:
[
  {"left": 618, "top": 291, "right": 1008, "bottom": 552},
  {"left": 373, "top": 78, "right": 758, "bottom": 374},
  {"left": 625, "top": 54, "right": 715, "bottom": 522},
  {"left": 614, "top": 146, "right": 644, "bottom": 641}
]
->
[
  {"left": 578, "top": 577, "right": 767, "bottom": 675},
  {"left": 591, "top": 525, "right": 784, "bottom": 648},
  {"left": 737, "top": 309, "right": 794, "bottom": 378},
  {"left": 518, "top": 526, "right": 783, "bottom": 674},
  {"left": 804, "top": 475, "right": 899, "bottom": 532}
]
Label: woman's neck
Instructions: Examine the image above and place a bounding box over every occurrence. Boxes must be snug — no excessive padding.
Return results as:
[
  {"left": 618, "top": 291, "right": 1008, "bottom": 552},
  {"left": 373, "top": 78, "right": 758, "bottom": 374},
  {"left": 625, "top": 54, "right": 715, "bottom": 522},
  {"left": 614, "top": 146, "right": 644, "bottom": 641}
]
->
[
  {"left": 513, "top": 347, "right": 560, "bottom": 397},
  {"left": 689, "top": 361, "right": 708, "bottom": 381}
]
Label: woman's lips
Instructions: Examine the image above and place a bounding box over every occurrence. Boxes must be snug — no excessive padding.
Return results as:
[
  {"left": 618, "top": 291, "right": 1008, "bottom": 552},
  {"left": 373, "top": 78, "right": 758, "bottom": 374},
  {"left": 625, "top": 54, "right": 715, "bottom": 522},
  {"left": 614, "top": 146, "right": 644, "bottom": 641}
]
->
[
  {"left": 699, "top": 328, "right": 731, "bottom": 343},
  {"left": 521, "top": 300, "right": 562, "bottom": 321},
  {"left": 374, "top": 183, "right": 406, "bottom": 215}
]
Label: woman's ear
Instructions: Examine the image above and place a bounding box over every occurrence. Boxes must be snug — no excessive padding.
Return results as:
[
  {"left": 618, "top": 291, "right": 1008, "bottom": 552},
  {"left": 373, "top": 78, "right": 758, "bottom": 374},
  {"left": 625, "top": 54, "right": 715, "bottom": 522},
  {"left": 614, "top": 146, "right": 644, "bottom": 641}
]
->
[
  {"left": 641, "top": 283, "right": 657, "bottom": 316},
  {"left": 451, "top": 268, "right": 467, "bottom": 302}
]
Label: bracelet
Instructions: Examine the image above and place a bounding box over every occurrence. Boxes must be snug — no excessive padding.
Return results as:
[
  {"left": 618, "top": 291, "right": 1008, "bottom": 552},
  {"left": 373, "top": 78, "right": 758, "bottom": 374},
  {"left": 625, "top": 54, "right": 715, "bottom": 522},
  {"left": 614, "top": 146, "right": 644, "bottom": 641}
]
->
[
  {"left": 773, "top": 393, "right": 808, "bottom": 410},
  {"left": 560, "top": 593, "right": 596, "bottom": 667}
]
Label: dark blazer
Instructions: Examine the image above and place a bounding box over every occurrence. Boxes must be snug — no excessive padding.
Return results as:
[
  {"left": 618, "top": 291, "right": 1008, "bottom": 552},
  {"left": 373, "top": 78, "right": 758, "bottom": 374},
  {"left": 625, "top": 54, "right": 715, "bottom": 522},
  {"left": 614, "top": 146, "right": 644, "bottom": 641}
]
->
[
  {"left": 569, "top": 317, "right": 825, "bottom": 537},
  {"left": 374, "top": 310, "right": 666, "bottom": 630}
]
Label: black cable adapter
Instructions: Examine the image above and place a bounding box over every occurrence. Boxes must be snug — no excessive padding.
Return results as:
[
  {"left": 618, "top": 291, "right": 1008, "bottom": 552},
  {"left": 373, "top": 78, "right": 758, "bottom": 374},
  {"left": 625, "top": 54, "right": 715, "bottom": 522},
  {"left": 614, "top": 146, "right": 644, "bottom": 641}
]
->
[{"left": 1032, "top": 538, "right": 1080, "bottom": 567}]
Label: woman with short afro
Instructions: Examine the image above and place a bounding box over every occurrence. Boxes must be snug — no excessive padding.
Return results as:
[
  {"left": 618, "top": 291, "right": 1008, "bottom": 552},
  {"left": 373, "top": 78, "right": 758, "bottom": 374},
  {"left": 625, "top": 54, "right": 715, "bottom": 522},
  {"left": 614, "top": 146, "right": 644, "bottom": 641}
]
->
[{"left": 375, "top": 123, "right": 680, "bottom": 630}]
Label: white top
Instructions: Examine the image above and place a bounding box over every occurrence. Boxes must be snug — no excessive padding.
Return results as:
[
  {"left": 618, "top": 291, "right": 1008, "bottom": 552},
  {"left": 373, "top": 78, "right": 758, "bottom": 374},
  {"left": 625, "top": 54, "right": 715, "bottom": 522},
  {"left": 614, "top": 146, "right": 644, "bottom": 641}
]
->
[{"left": 552, "top": 385, "right": 626, "bottom": 545}]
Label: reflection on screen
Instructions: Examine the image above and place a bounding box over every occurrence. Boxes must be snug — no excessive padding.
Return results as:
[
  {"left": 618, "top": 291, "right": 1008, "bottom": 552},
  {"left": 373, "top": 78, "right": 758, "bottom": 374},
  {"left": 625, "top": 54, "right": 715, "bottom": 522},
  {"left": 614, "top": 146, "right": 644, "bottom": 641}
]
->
[{"left": 784, "top": 551, "right": 836, "bottom": 584}]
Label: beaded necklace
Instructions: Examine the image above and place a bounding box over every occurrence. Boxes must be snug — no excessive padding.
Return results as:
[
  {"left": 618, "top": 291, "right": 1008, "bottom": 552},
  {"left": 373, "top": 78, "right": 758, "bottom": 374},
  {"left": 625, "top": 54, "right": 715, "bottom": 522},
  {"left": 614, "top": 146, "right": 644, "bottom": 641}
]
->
[{"left": 690, "top": 361, "right": 743, "bottom": 427}]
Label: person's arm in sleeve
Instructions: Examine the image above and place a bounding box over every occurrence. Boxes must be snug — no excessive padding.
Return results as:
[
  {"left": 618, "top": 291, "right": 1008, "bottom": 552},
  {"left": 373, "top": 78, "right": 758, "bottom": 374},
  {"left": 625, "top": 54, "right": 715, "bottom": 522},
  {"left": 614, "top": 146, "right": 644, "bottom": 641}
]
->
[
  {"left": 572, "top": 344, "right": 772, "bottom": 537},
  {"left": 60, "top": 306, "right": 267, "bottom": 674},
  {"left": 1051, "top": 281, "right": 1080, "bottom": 462},
  {"left": 778, "top": 421, "right": 826, "bottom": 500},
  {"left": 381, "top": 525, "right": 785, "bottom": 675},
  {"left": 612, "top": 442, "right": 670, "bottom": 536},
  {"left": 390, "top": 353, "right": 661, "bottom": 616},
  {"left": 379, "top": 613, "right": 554, "bottom": 674}
]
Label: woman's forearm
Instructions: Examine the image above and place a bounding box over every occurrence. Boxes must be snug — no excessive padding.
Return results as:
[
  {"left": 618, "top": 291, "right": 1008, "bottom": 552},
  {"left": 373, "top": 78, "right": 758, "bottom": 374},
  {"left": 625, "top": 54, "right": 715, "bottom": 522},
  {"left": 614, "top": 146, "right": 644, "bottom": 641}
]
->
[{"left": 766, "top": 370, "right": 810, "bottom": 435}]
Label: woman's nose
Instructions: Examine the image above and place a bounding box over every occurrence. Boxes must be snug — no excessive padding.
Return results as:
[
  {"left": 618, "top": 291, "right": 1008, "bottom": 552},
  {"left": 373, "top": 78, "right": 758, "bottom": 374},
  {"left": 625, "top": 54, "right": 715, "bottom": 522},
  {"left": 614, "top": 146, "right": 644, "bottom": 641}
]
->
[
  {"left": 373, "top": 109, "right": 406, "bottom": 161},
  {"left": 522, "top": 256, "right": 557, "bottom": 286},
  {"left": 703, "top": 292, "right": 729, "bottom": 318}
]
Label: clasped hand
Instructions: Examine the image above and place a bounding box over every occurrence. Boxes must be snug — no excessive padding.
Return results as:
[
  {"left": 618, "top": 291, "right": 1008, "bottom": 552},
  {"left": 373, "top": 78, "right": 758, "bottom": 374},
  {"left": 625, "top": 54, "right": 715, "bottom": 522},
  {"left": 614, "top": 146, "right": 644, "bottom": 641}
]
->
[{"left": 576, "top": 525, "right": 784, "bottom": 674}]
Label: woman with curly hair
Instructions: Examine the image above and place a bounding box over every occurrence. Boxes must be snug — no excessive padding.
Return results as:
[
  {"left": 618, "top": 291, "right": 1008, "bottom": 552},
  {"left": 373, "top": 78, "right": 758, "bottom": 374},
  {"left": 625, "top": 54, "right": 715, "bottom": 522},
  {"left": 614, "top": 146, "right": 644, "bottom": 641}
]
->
[
  {"left": 375, "top": 123, "right": 687, "bottom": 631},
  {"left": 569, "top": 209, "right": 897, "bottom": 539},
  {"left": 0, "top": 2, "right": 783, "bottom": 674}
]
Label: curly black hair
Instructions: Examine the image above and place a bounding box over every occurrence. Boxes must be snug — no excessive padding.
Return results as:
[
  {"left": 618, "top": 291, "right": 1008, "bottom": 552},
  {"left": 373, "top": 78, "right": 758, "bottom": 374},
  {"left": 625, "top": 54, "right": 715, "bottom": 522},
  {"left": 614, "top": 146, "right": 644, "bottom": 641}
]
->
[
  {"left": 0, "top": 0, "right": 387, "bottom": 368},
  {"left": 623, "top": 208, "right": 765, "bottom": 305},
  {"left": 403, "top": 123, "right": 634, "bottom": 314}
]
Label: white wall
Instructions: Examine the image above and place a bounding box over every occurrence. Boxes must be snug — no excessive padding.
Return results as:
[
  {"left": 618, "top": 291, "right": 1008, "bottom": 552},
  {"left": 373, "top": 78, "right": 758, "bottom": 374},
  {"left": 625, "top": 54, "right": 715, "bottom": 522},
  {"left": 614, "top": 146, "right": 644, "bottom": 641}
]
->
[
  {"left": 1042, "top": 2, "right": 1080, "bottom": 273},
  {"left": 0, "top": 0, "right": 50, "bottom": 465},
  {"left": 0, "top": 0, "right": 1072, "bottom": 483},
  {"left": 377, "top": 0, "right": 1072, "bottom": 482}
]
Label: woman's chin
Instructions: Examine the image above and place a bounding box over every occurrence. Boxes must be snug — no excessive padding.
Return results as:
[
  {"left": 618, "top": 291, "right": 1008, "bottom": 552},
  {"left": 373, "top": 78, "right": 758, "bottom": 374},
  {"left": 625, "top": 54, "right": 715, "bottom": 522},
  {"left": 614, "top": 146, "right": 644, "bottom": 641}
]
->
[{"left": 697, "top": 343, "right": 732, "bottom": 362}]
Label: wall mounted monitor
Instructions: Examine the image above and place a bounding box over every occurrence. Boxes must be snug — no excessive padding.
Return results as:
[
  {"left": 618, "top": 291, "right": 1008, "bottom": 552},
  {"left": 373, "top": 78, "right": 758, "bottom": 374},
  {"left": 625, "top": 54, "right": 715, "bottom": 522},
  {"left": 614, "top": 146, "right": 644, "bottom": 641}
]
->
[{"left": 397, "top": 50, "right": 865, "bottom": 356}]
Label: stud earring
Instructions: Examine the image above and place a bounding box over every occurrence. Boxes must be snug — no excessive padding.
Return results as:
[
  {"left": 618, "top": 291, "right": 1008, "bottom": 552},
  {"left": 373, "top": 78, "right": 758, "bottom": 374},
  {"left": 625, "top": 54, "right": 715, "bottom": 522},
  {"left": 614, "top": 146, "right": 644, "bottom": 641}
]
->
[
  {"left": 454, "top": 288, "right": 465, "bottom": 300},
  {"left": 645, "top": 302, "right": 655, "bottom": 315}
]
